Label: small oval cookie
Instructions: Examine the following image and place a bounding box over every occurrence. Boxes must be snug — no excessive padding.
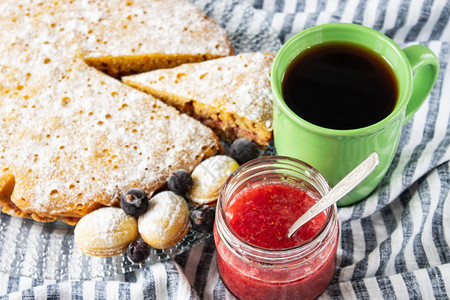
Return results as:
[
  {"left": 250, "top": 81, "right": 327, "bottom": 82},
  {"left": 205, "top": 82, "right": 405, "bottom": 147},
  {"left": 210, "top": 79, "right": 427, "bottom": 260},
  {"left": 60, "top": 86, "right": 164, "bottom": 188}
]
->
[
  {"left": 138, "top": 191, "right": 190, "bottom": 249},
  {"left": 186, "top": 155, "right": 239, "bottom": 206},
  {"left": 74, "top": 207, "right": 139, "bottom": 257}
]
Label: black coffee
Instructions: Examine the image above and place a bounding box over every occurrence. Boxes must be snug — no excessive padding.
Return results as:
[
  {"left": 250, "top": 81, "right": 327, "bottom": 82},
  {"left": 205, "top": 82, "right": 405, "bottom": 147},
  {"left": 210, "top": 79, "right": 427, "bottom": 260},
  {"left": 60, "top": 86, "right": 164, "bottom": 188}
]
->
[{"left": 282, "top": 42, "right": 398, "bottom": 130}]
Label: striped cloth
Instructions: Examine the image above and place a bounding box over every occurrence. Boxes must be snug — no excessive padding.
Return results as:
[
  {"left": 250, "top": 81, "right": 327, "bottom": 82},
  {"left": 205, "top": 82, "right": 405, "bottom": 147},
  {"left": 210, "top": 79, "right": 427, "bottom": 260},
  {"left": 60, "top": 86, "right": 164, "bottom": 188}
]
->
[{"left": 0, "top": 0, "right": 449, "bottom": 299}]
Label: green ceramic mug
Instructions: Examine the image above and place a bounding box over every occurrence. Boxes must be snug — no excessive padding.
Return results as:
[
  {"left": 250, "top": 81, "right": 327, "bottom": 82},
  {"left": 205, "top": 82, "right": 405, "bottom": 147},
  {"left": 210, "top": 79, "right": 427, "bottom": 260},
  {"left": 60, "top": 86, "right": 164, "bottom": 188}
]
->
[{"left": 271, "top": 23, "right": 439, "bottom": 206}]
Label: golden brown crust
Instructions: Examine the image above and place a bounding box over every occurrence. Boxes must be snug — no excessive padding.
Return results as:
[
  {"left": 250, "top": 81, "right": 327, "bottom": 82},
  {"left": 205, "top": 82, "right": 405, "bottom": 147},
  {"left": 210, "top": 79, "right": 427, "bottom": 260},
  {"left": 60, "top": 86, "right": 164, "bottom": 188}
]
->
[
  {"left": 85, "top": 53, "right": 234, "bottom": 78},
  {"left": 0, "top": 173, "right": 15, "bottom": 207}
]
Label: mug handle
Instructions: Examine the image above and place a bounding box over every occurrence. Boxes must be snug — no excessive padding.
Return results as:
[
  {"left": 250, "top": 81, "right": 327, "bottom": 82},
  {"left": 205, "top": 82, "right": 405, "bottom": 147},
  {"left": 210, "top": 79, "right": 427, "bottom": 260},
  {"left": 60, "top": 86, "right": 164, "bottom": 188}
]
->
[{"left": 402, "top": 45, "right": 439, "bottom": 124}]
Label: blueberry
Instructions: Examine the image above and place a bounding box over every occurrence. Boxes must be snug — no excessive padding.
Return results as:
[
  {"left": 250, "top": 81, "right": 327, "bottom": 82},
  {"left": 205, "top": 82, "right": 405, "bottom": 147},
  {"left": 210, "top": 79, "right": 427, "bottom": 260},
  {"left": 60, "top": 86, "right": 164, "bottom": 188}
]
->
[
  {"left": 191, "top": 205, "right": 215, "bottom": 233},
  {"left": 229, "top": 137, "right": 260, "bottom": 165},
  {"left": 126, "top": 239, "right": 150, "bottom": 264},
  {"left": 120, "top": 188, "right": 148, "bottom": 217},
  {"left": 167, "top": 169, "right": 193, "bottom": 195}
]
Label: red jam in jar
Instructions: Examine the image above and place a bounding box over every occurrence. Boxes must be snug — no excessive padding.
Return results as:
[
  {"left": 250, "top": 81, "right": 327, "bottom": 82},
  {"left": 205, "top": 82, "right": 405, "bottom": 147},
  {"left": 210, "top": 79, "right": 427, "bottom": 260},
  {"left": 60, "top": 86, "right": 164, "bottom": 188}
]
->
[
  {"left": 214, "top": 156, "right": 339, "bottom": 300},
  {"left": 226, "top": 182, "right": 326, "bottom": 249}
]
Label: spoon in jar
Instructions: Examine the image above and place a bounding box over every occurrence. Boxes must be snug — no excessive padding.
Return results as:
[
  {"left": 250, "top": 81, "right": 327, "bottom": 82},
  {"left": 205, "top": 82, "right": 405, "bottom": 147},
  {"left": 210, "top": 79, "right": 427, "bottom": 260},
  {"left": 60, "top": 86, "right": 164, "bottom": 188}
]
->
[{"left": 287, "top": 152, "right": 379, "bottom": 238}]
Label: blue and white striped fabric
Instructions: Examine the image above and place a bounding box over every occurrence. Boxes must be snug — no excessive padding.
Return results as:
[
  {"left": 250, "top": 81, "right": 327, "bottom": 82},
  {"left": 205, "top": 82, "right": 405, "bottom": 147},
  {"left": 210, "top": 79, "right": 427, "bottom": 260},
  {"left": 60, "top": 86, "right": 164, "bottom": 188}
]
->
[{"left": 0, "top": 0, "right": 449, "bottom": 299}]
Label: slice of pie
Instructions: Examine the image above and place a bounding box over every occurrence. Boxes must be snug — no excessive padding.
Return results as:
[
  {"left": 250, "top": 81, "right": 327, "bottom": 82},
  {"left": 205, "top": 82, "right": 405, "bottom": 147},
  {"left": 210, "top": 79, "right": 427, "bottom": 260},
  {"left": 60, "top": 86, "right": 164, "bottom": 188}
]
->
[{"left": 123, "top": 53, "right": 275, "bottom": 145}]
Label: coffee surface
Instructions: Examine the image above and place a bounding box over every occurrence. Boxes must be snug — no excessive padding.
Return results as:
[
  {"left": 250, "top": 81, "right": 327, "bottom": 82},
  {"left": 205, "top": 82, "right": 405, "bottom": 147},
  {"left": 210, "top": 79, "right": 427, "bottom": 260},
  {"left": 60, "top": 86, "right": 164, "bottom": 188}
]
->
[{"left": 282, "top": 42, "right": 398, "bottom": 130}]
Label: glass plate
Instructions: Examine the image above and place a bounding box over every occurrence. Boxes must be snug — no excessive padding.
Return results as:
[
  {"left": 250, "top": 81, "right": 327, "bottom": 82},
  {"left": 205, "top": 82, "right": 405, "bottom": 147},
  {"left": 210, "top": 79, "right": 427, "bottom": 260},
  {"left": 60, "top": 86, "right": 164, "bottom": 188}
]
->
[{"left": 0, "top": 0, "right": 281, "bottom": 280}]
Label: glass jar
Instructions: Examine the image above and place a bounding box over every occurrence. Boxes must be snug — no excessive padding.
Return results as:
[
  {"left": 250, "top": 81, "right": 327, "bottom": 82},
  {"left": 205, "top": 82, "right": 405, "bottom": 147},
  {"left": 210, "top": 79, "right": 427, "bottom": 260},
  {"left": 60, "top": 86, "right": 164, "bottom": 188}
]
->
[{"left": 214, "top": 156, "right": 339, "bottom": 300}]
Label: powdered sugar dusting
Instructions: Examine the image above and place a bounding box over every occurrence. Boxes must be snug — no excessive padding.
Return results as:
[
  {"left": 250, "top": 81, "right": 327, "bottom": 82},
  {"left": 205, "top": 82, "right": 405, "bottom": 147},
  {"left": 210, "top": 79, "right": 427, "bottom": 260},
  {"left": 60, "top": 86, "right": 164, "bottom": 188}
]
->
[
  {"left": 79, "top": 0, "right": 233, "bottom": 57},
  {"left": 74, "top": 207, "right": 137, "bottom": 253},
  {"left": 0, "top": 0, "right": 232, "bottom": 58},
  {"left": 0, "top": 0, "right": 223, "bottom": 221},
  {"left": 138, "top": 191, "right": 189, "bottom": 241},
  {"left": 123, "top": 52, "right": 274, "bottom": 131}
]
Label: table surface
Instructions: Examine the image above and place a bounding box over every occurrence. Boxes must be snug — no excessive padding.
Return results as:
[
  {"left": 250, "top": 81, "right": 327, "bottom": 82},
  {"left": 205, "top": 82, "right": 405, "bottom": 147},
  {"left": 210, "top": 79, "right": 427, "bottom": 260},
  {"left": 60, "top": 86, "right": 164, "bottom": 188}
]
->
[{"left": 0, "top": 0, "right": 449, "bottom": 299}]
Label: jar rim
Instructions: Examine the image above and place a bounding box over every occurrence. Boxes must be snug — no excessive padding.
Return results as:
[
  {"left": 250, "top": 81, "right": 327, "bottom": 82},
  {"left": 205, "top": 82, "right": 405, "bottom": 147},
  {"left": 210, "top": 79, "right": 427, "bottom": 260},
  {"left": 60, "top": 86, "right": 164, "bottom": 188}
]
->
[{"left": 216, "top": 155, "right": 337, "bottom": 263}]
